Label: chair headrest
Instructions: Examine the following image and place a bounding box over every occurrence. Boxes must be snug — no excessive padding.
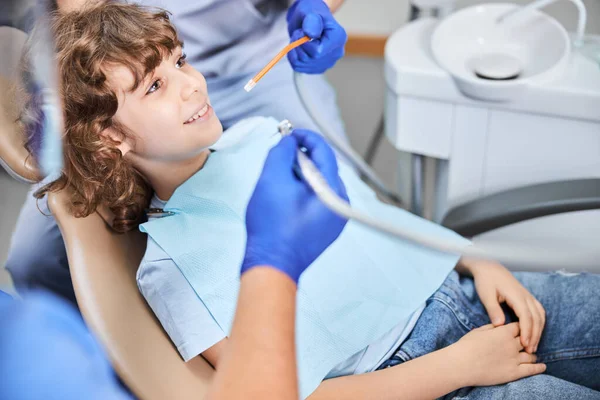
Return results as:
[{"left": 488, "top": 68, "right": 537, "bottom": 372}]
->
[
  {"left": 0, "top": 76, "right": 41, "bottom": 183},
  {"left": 0, "top": 26, "right": 42, "bottom": 183}
]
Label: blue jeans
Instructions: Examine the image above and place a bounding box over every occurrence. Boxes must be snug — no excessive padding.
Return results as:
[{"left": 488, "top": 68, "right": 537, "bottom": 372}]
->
[
  {"left": 378, "top": 270, "right": 600, "bottom": 399},
  {"left": 5, "top": 65, "right": 346, "bottom": 307}
]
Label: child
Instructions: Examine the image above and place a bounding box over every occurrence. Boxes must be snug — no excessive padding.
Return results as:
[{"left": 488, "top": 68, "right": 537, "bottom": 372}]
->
[{"left": 35, "top": 3, "right": 600, "bottom": 399}]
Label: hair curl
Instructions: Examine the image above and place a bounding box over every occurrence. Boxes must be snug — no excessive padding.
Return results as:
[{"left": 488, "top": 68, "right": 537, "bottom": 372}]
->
[{"left": 33, "top": 2, "right": 183, "bottom": 233}]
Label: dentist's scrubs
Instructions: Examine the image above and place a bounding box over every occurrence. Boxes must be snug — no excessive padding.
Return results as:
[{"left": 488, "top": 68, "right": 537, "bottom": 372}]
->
[{"left": 5, "top": 0, "right": 347, "bottom": 305}]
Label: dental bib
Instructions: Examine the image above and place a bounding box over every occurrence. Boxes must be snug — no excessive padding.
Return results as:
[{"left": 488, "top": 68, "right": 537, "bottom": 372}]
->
[{"left": 140, "top": 117, "right": 469, "bottom": 398}]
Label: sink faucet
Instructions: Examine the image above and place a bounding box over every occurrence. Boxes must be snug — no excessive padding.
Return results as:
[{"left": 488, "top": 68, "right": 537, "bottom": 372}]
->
[{"left": 496, "top": 0, "right": 587, "bottom": 46}]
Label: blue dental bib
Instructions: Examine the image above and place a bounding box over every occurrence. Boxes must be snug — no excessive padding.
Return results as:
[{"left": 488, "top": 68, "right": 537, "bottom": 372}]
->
[{"left": 140, "top": 117, "right": 469, "bottom": 398}]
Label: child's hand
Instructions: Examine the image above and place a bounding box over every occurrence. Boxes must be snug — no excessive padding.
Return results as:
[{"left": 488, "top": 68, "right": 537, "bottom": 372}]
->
[
  {"left": 458, "top": 258, "right": 546, "bottom": 354},
  {"left": 453, "top": 323, "right": 546, "bottom": 387}
]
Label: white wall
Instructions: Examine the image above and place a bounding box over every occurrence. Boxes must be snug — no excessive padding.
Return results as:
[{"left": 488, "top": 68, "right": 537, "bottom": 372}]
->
[
  {"left": 335, "top": 0, "right": 410, "bottom": 35},
  {"left": 336, "top": 0, "right": 600, "bottom": 35}
]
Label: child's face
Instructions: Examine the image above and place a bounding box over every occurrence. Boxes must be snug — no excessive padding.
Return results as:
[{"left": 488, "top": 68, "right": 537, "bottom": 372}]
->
[{"left": 106, "top": 47, "right": 223, "bottom": 162}]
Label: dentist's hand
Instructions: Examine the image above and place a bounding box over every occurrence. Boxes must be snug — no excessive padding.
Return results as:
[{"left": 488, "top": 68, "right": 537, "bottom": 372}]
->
[
  {"left": 286, "top": 0, "right": 347, "bottom": 74},
  {"left": 241, "top": 129, "right": 349, "bottom": 284}
]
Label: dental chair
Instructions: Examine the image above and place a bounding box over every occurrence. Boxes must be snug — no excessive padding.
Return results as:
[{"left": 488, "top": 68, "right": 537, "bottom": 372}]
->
[{"left": 48, "top": 190, "right": 215, "bottom": 399}]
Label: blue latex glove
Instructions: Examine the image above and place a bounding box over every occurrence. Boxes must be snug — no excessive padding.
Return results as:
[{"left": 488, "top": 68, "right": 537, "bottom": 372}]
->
[
  {"left": 0, "top": 291, "right": 132, "bottom": 400},
  {"left": 241, "top": 129, "right": 349, "bottom": 283},
  {"left": 286, "top": 0, "right": 347, "bottom": 74}
]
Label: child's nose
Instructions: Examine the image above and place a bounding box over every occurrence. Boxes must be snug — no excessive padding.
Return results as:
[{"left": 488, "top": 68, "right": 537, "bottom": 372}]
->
[
  {"left": 181, "top": 77, "right": 201, "bottom": 101},
  {"left": 181, "top": 85, "right": 196, "bottom": 101}
]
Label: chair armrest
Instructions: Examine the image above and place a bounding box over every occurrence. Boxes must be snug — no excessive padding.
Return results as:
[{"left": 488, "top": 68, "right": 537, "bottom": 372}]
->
[{"left": 442, "top": 179, "right": 600, "bottom": 237}]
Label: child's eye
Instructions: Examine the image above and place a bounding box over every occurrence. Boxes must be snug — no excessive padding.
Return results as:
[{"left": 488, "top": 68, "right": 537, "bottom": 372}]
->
[
  {"left": 176, "top": 53, "right": 187, "bottom": 69},
  {"left": 147, "top": 79, "right": 162, "bottom": 95}
]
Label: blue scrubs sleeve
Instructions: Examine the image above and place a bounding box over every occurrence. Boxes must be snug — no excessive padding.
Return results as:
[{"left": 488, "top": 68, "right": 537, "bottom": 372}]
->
[{"left": 137, "top": 237, "right": 226, "bottom": 361}]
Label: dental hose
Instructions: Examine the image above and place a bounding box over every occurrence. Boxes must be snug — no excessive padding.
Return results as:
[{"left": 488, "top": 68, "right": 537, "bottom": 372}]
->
[{"left": 291, "top": 71, "right": 573, "bottom": 265}]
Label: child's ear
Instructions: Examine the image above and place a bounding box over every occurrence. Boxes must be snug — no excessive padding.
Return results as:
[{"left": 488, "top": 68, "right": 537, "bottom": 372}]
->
[{"left": 101, "top": 126, "right": 132, "bottom": 156}]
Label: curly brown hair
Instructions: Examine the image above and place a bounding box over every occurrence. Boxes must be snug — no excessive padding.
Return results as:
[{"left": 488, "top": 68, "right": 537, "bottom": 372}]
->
[{"left": 35, "top": 2, "right": 183, "bottom": 233}]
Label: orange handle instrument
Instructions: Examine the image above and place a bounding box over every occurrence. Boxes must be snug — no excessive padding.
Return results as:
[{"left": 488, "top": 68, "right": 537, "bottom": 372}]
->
[{"left": 244, "top": 36, "right": 311, "bottom": 92}]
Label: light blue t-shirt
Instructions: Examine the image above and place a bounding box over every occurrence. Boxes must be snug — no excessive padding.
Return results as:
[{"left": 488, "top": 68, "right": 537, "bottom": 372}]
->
[{"left": 137, "top": 195, "right": 426, "bottom": 377}]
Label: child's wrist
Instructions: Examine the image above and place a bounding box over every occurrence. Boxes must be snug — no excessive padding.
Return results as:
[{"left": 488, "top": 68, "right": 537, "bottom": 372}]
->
[
  {"left": 456, "top": 256, "right": 488, "bottom": 277},
  {"left": 444, "top": 342, "right": 474, "bottom": 388}
]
